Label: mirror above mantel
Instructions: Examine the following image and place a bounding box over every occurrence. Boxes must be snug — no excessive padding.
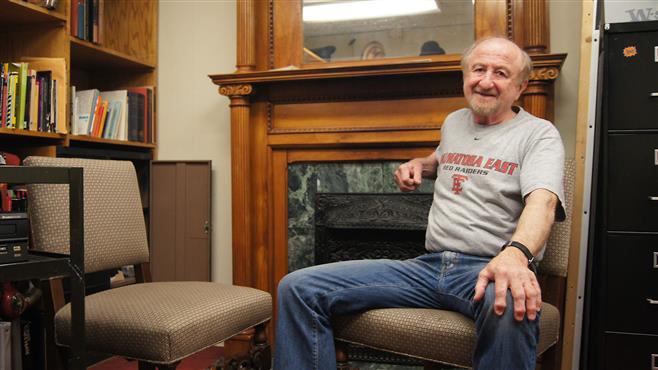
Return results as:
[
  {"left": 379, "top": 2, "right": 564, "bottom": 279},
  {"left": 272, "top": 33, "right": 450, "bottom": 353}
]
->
[{"left": 302, "top": 0, "right": 474, "bottom": 63}]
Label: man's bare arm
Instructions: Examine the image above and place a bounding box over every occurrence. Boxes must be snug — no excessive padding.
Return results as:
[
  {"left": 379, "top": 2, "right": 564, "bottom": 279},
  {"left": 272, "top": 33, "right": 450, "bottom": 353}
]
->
[{"left": 473, "top": 188, "right": 558, "bottom": 321}]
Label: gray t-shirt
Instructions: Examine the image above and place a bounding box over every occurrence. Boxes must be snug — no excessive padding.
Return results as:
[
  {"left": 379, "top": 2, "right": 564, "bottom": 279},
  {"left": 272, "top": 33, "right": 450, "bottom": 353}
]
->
[{"left": 425, "top": 107, "right": 565, "bottom": 260}]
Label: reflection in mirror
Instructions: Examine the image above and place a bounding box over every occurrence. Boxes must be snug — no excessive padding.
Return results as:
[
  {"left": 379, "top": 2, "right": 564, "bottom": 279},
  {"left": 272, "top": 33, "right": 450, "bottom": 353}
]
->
[{"left": 303, "top": 0, "right": 474, "bottom": 63}]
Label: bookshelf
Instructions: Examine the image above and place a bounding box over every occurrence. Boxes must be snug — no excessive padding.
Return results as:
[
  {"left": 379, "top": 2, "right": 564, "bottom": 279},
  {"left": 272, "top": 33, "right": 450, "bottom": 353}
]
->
[{"left": 0, "top": 0, "right": 157, "bottom": 206}]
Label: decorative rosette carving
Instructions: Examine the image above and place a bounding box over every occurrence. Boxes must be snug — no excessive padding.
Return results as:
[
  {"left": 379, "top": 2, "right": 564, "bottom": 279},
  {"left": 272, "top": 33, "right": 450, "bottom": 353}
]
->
[
  {"left": 529, "top": 68, "right": 560, "bottom": 81},
  {"left": 219, "top": 84, "right": 254, "bottom": 97}
]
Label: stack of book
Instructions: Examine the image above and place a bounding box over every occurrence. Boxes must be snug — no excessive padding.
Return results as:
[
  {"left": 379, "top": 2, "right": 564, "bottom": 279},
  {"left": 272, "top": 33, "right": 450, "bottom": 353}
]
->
[
  {"left": 70, "top": 0, "right": 103, "bottom": 43},
  {"left": 0, "top": 58, "right": 67, "bottom": 134},
  {"left": 72, "top": 86, "right": 155, "bottom": 143}
]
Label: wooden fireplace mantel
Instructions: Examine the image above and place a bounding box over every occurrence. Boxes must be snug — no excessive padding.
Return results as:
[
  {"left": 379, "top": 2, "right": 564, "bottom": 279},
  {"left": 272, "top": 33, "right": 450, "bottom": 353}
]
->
[
  {"left": 210, "top": 1, "right": 572, "bottom": 367},
  {"left": 211, "top": 53, "right": 566, "bottom": 85},
  {"left": 210, "top": 52, "right": 566, "bottom": 289}
]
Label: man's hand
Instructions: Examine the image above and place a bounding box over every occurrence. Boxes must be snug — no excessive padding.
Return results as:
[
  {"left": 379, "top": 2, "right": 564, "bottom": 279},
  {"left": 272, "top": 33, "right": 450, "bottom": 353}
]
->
[
  {"left": 473, "top": 247, "right": 542, "bottom": 321},
  {"left": 394, "top": 154, "right": 438, "bottom": 192},
  {"left": 394, "top": 160, "right": 423, "bottom": 192}
]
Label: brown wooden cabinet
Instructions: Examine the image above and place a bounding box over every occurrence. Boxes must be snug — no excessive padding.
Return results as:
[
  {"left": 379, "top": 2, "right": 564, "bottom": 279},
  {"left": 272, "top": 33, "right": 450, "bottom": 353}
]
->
[{"left": 150, "top": 161, "right": 212, "bottom": 282}]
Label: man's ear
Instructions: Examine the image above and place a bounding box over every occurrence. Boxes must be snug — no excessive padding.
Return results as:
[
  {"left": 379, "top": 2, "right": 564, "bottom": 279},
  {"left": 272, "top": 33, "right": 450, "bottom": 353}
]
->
[{"left": 516, "top": 79, "right": 528, "bottom": 98}]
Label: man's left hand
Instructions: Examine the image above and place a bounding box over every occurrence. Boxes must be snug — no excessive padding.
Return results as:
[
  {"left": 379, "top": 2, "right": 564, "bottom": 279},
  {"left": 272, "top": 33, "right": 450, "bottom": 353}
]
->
[{"left": 473, "top": 247, "right": 542, "bottom": 321}]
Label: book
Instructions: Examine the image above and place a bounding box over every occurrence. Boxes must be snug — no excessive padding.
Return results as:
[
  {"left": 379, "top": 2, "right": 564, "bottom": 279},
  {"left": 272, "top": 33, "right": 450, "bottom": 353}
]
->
[
  {"left": 0, "top": 64, "right": 7, "bottom": 128},
  {"left": 16, "top": 63, "right": 28, "bottom": 130},
  {"left": 102, "top": 100, "right": 121, "bottom": 139},
  {"left": 75, "top": 89, "right": 99, "bottom": 135},
  {"left": 88, "top": 94, "right": 102, "bottom": 135},
  {"left": 6, "top": 63, "right": 20, "bottom": 129},
  {"left": 126, "top": 86, "right": 153, "bottom": 143},
  {"left": 0, "top": 65, "right": 3, "bottom": 127},
  {"left": 22, "top": 74, "right": 31, "bottom": 130},
  {"left": 35, "top": 70, "right": 51, "bottom": 132},
  {"left": 99, "top": 90, "right": 127, "bottom": 140},
  {"left": 19, "top": 58, "right": 67, "bottom": 133},
  {"left": 127, "top": 91, "right": 139, "bottom": 141},
  {"left": 70, "top": 85, "right": 77, "bottom": 133},
  {"left": 71, "top": 0, "right": 78, "bottom": 37},
  {"left": 97, "top": 100, "right": 108, "bottom": 137}
]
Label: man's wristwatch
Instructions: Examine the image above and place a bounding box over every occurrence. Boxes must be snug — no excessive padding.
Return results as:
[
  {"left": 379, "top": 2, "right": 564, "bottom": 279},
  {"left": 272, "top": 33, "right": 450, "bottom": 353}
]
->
[{"left": 500, "top": 240, "right": 538, "bottom": 274}]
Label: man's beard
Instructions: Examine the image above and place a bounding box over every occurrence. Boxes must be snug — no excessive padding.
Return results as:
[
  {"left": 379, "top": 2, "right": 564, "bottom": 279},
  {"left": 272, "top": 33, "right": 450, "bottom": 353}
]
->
[{"left": 467, "top": 94, "right": 500, "bottom": 117}]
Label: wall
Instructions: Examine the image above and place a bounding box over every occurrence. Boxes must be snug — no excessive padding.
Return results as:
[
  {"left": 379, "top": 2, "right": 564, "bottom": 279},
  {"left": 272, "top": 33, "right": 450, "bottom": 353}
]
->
[
  {"left": 157, "top": 1, "right": 581, "bottom": 284},
  {"left": 158, "top": 0, "right": 236, "bottom": 284},
  {"left": 551, "top": 1, "right": 582, "bottom": 157}
]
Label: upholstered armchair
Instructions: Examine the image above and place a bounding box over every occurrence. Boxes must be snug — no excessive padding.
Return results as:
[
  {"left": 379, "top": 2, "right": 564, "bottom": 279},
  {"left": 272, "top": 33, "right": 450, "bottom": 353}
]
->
[
  {"left": 332, "top": 159, "right": 576, "bottom": 370},
  {"left": 24, "top": 156, "right": 272, "bottom": 370}
]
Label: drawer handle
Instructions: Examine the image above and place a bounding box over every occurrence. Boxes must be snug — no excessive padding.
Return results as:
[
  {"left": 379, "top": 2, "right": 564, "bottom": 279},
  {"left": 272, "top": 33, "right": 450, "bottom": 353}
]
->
[
  {"left": 648, "top": 298, "right": 658, "bottom": 305},
  {"left": 653, "top": 353, "right": 658, "bottom": 370},
  {"left": 652, "top": 92, "right": 658, "bottom": 97},
  {"left": 654, "top": 252, "right": 658, "bottom": 268},
  {"left": 649, "top": 196, "right": 658, "bottom": 201}
]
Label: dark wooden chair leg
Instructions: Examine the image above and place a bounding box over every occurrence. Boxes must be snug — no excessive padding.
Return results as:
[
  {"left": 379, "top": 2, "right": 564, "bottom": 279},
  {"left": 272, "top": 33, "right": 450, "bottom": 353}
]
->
[
  {"left": 249, "top": 322, "right": 271, "bottom": 370},
  {"left": 138, "top": 361, "right": 157, "bottom": 370},
  {"left": 137, "top": 361, "right": 179, "bottom": 370},
  {"left": 335, "top": 340, "right": 355, "bottom": 370},
  {"left": 157, "top": 362, "right": 180, "bottom": 370},
  {"left": 209, "top": 322, "right": 272, "bottom": 370}
]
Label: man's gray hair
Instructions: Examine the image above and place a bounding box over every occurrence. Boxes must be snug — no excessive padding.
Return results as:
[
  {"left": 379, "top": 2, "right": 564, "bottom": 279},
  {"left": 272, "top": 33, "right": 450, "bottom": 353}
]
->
[{"left": 460, "top": 37, "right": 533, "bottom": 83}]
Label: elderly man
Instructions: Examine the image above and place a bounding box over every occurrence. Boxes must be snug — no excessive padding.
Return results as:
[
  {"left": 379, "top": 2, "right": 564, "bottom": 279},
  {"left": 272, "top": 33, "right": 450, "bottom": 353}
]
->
[{"left": 274, "top": 37, "right": 565, "bottom": 370}]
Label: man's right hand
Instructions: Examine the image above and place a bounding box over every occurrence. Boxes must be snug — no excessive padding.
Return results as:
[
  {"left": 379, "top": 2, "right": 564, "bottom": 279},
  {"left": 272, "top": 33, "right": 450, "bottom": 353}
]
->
[
  {"left": 394, "top": 154, "right": 438, "bottom": 192},
  {"left": 394, "top": 160, "right": 424, "bottom": 192}
]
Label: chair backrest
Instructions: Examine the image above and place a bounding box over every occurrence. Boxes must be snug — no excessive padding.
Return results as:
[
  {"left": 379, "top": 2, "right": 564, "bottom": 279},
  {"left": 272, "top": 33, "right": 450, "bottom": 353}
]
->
[
  {"left": 24, "top": 156, "right": 150, "bottom": 274},
  {"left": 539, "top": 158, "right": 576, "bottom": 277}
]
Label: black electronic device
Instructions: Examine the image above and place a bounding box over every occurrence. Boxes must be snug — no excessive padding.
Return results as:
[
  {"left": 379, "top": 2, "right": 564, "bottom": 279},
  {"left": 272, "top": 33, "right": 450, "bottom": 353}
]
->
[{"left": 0, "top": 212, "right": 29, "bottom": 264}]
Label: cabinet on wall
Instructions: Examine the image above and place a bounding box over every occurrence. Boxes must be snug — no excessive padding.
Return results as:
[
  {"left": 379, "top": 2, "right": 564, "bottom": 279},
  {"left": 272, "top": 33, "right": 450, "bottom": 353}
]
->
[
  {"left": 150, "top": 161, "right": 212, "bottom": 282},
  {"left": 585, "top": 20, "right": 658, "bottom": 370},
  {"left": 0, "top": 0, "right": 157, "bottom": 193}
]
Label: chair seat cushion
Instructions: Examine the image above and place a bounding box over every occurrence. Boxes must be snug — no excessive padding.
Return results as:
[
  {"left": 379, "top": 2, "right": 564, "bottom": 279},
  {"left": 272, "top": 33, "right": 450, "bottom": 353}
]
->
[
  {"left": 333, "top": 303, "right": 559, "bottom": 368},
  {"left": 55, "top": 281, "right": 271, "bottom": 364}
]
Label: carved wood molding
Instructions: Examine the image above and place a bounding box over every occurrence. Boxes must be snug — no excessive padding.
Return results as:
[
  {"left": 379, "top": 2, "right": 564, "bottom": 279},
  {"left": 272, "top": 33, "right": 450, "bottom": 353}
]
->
[
  {"left": 268, "top": 90, "right": 464, "bottom": 104},
  {"left": 529, "top": 67, "right": 560, "bottom": 81},
  {"left": 506, "top": 0, "right": 514, "bottom": 39},
  {"left": 268, "top": 0, "right": 274, "bottom": 69},
  {"left": 219, "top": 84, "right": 254, "bottom": 97},
  {"left": 269, "top": 125, "right": 443, "bottom": 134},
  {"left": 210, "top": 54, "right": 565, "bottom": 86}
]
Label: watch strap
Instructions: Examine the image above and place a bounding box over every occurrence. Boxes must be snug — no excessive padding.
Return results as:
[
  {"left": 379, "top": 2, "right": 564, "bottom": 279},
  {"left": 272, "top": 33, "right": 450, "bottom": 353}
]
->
[{"left": 501, "top": 240, "right": 538, "bottom": 274}]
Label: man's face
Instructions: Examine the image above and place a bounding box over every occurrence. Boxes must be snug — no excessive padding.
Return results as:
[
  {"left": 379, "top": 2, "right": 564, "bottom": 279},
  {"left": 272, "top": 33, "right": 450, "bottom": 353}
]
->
[{"left": 463, "top": 40, "right": 527, "bottom": 124}]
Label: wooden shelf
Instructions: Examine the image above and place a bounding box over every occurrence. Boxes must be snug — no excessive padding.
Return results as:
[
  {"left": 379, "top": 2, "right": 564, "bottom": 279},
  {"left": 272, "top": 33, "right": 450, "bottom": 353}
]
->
[
  {"left": 70, "top": 37, "right": 156, "bottom": 70},
  {"left": 0, "top": 0, "right": 66, "bottom": 25},
  {"left": 0, "top": 127, "right": 65, "bottom": 140},
  {"left": 68, "top": 134, "right": 156, "bottom": 149}
]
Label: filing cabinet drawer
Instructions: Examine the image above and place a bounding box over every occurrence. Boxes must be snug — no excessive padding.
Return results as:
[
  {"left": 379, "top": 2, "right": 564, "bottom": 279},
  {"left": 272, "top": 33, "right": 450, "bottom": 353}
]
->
[
  {"left": 605, "top": 234, "right": 658, "bottom": 335},
  {"left": 607, "top": 134, "right": 658, "bottom": 231},
  {"left": 607, "top": 30, "right": 658, "bottom": 130},
  {"left": 603, "top": 332, "right": 658, "bottom": 370}
]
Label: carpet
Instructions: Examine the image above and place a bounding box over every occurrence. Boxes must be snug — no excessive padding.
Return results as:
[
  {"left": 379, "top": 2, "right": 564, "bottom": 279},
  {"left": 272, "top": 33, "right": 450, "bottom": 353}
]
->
[{"left": 88, "top": 346, "right": 224, "bottom": 370}]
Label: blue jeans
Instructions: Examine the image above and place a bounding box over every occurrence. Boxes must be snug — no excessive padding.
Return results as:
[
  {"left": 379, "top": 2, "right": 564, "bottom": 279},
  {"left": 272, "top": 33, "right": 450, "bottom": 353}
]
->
[{"left": 274, "top": 251, "right": 539, "bottom": 370}]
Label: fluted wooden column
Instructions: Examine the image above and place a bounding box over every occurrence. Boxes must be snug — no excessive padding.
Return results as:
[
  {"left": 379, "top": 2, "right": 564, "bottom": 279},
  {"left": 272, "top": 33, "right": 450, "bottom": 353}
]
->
[
  {"left": 219, "top": 84, "right": 254, "bottom": 286},
  {"left": 522, "top": 67, "right": 559, "bottom": 119},
  {"left": 236, "top": 0, "right": 256, "bottom": 71},
  {"left": 522, "top": 0, "right": 549, "bottom": 54}
]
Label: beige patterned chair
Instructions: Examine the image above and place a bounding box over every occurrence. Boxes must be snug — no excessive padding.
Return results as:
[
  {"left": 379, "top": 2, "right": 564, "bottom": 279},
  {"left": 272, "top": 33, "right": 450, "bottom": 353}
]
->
[
  {"left": 24, "top": 156, "right": 272, "bottom": 370},
  {"left": 332, "top": 159, "right": 576, "bottom": 370}
]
